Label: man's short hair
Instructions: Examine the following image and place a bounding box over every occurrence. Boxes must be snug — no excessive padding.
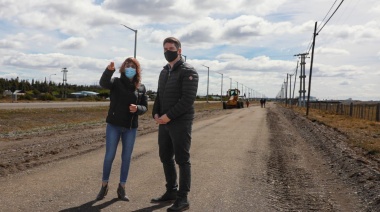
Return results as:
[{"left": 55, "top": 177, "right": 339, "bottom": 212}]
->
[{"left": 163, "top": 37, "right": 181, "bottom": 49}]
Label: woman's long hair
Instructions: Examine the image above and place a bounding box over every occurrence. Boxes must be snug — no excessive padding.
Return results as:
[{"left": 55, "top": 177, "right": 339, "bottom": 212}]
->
[{"left": 119, "top": 57, "right": 141, "bottom": 89}]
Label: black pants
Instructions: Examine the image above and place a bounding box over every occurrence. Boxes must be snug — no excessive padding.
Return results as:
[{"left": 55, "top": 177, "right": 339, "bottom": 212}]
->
[{"left": 158, "top": 119, "right": 192, "bottom": 197}]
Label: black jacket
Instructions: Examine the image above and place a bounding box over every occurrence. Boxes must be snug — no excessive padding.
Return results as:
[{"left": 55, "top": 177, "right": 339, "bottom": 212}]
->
[
  {"left": 100, "top": 68, "right": 148, "bottom": 128},
  {"left": 152, "top": 59, "right": 199, "bottom": 121}
]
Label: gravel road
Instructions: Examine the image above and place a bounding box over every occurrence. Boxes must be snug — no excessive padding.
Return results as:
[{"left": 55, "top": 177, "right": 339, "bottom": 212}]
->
[{"left": 0, "top": 103, "right": 379, "bottom": 211}]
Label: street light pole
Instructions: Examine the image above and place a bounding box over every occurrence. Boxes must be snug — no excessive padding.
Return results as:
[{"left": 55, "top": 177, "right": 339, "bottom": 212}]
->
[
  {"left": 202, "top": 65, "right": 210, "bottom": 103},
  {"left": 229, "top": 78, "right": 232, "bottom": 90},
  {"left": 49, "top": 74, "right": 56, "bottom": 84},
  {"left": 217, "top": 72, "right": 223, "bottom": 102},
  {"left": 121, "top": 24, "right": 137, "bottom": 58},
  {"left": 241, "top": 84, "right": 244, "bottom": 97}
]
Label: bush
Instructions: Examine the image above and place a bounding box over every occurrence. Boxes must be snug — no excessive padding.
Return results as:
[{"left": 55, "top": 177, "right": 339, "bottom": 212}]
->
[
  {"left": 33, "top": 89, "right": 41, "bottom": 97},
  {"left": 82, "top": 96, "right": 102, "bottom": 101},
  {"left": 19, "top": 93, "right": 34, "bottom": 100},
  {"left": 38, "top": 93, "right": 56, "bottom": 101}
]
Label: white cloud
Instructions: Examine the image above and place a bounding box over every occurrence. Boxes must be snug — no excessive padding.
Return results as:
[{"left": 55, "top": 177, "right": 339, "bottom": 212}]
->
[
  {"left": 315, "top": 47, "right": 349, "bottom": 55},
  {"left": 56, "top": 37, "right": 88, "bottom": 49},
  {"left": 0, "top": 39, "right": 22, "bottom": 49},
  {"left": 369, "top": 3, "right": 380, "bottom": 13},
  {"left": 216, "top": 54, "right": 246, "bottom": 61},
  {"left": 0, "top": 0, "right": 379, "bottom": 100}
]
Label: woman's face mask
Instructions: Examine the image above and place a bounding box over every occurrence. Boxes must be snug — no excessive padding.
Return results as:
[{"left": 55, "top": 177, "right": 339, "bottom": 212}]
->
[{"left": 125, "top": 67, "right": 136, "bottom": 79}]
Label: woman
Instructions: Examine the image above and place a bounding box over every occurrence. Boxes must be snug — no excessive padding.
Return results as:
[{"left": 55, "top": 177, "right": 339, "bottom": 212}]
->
[{"left": 97, "top": 57, "right": 148, "bottom": 201}]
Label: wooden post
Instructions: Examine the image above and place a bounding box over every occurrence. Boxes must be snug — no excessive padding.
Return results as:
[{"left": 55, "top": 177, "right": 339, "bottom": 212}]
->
[
  {"left": 376, "top": 103, "right": 380, "bottom": 122},
  {"left": 336, "top": 103, "right": 340, "bottom": 114},
  {"left": 350, "top": 102, "right": 353, "bottom": 117}
]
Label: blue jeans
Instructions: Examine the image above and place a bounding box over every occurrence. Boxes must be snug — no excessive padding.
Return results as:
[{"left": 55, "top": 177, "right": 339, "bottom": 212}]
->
[{"left": 102, "top": 123, "right": 137, "bottom": 184}]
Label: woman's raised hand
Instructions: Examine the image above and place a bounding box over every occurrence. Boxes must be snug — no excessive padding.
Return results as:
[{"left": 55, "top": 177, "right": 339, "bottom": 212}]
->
[{"left": 107, "top": 62, "right": 115, "bottom": 71}]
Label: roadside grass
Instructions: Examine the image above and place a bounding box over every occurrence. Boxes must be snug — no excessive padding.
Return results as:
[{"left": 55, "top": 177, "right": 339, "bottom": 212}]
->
[
  {"left": 291, "top": 106, "right": 380, "bottom": 157},
  {"left": 0, "top": 107, "right": 108, "bottom": 135},
  {"left": 0, "top": 102, "right": 224, "bottom": 136}
]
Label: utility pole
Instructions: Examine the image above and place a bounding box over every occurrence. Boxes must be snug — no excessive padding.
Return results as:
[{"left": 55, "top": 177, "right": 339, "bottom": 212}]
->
[
  {"left": 289, "top": 74, "right": 294, "bottom": 106},
  {"left": 293, "top": 61, "right": 299, "bottom": 99},
  {"left": 61, "top": 67, "right": 68, "bottom": 99},
  {"left": 306, "top": 22, "right": 318, "bottom": 116},
  {"left": 285, "top": 77, "right": 288, "bottom": 106},
  {"left": 294, "top": 53, "right": 309, "bottom": 107},
  {"left": 280, "top": 84, "right": 284, "bottom": 100}
]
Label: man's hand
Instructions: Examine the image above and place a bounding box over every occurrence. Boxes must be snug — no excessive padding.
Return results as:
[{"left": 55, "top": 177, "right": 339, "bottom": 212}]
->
[
  {"left": 154, "top": 114, "right": 162, "bottom": 124},
  {"left": 107, "top": 62, "right": 115, "bottom": 71},
  {"left": 158, "top": 114, "right": 171, "bottom": 124},
  {"left": 129, "top": 104, "right": 137, "bottom": 113},
  {"left": 154, "top": 114, "right": 171, "bottom": 124}
]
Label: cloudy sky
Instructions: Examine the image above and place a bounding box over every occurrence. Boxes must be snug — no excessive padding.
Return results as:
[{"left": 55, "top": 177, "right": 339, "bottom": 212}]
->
[{"left": 0, "top": 0, "right": 379, "bottom": 100}]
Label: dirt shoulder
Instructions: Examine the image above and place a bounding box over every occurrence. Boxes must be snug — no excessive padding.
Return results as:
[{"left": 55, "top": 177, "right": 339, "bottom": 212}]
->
[{"left": 268, "top": 104, "right": 380, "bottom": 211}]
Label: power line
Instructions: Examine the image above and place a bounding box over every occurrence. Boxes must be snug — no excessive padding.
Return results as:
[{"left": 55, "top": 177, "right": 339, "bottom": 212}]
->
[
  {"left": 305, "top": 34, "right": 314, "bottom": 54},
  {"left": 317, "top": 0, "right": 339, "bottom": 32},
  {"left": 306, "top": 0, "right": 339, "bottom": 53},
  {"left": 305, "top": 0, "right": 345, "bottom": 54},
  {"left": 317, "top": 0, "right": 345, "bottom": 34},
  {"left": 334, "top": 0, "right": 362, "bottom": 25}
]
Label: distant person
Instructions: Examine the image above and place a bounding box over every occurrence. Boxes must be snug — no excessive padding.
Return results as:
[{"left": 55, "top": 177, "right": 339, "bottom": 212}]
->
[
  {"left": 260, "top": 98, "right": 264, "bottom": 108},
  {"left": 96, "top": 57, "right": 148, "bottom": 201},
  {"left": 246, "top": 99, "right": 249, "bottom": 108},
  {"left": 151, "top": 37, "right": 199, "bottom": 211},
  {"left": 263, "top": 98, "right": 266, "bottom": 108}
]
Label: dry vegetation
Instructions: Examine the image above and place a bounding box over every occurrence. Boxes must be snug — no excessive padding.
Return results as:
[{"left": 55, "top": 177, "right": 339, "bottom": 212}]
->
[
  {"left": 0, "top": 102, "right": 223, "bottom": 137},
  {"left": 0, "top": 107, "right": 108, "bottom": 135},
  {"left": 291, "top": 105, "right": 380, "bottom": 159}
]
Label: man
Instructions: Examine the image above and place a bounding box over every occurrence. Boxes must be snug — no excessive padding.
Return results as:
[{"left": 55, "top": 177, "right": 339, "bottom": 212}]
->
[{"left": 151, "top": 37, "right": 199, "bottom": 211}]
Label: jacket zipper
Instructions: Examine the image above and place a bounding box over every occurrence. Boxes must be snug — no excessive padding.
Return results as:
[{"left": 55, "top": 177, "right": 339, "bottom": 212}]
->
[
  {"left": 129, "top": 91, "right": 139, "bottom": 129},
  {"left": 162, "top": 69, "right": 170, "bottom": 111}
]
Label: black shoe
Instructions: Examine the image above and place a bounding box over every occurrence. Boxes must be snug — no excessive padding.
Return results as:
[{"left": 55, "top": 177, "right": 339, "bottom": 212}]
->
[
  {"left": 117, "top": 183, "right": 130, "bottom": 201},
  {"left": 167, "top": 196, "right": 189, "bottom": 211},
  {"left": 151, "top": 190, "right": 177, "bottom": 203},
  {"left": 96, "top": 184, "right": 108, "bottom": 200}
]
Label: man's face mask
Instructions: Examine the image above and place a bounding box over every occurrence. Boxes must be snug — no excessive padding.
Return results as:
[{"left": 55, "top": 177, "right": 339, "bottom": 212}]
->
[{"left": 164, "top": 50, "right": 178, "bottom": 62}]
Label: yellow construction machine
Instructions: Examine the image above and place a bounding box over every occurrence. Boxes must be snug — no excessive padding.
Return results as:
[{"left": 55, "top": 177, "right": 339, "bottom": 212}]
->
[{"left": 222, "top": 88, "right": 244, "bottom": 109}]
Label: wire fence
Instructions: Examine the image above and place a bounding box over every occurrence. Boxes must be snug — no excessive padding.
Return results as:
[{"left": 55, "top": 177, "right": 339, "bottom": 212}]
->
[{"left": 307, "top": 101, "right": 380, "bottom": 122}]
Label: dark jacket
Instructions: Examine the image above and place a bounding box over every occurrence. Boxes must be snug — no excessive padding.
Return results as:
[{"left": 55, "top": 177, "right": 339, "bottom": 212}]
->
[
  {"left": 152, "top": 59, "right": 199, "bottom": 121},
  {"left": 100, "top": 68, "right": 148, "bottom": 128}
]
